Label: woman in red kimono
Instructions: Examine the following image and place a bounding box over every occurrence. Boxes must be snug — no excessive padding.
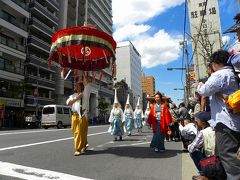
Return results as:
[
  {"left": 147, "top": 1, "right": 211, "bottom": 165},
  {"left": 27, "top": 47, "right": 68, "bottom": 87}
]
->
[{"left": 147, "top": 92, "right": 173, "bottom": 152}]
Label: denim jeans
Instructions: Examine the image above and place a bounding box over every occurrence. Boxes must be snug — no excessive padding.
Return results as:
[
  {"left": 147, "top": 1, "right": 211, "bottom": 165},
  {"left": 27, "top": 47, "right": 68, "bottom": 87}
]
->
[{"left": 190, "top": 150, "right": 204, "bottom": 175}]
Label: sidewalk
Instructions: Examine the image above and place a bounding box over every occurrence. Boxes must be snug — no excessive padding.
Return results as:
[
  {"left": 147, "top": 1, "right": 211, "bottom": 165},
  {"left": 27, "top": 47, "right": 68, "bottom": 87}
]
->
[{"left": 182, "top": 151, "right": 198, "bottom": 180}]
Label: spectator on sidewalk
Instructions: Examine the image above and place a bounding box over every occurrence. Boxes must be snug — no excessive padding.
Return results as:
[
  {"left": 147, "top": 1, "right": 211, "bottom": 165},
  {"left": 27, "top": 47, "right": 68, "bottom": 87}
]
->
[
  {"left": 169, "top": 103, "right": 180, "bottom": 141},
  {"left": 179, "top": 119, "right": 197, "bottom": 150},
  {"left": 189, "top": 112, "right": 216, "bottom": 180},
  {"left": 197, "top": 50, "right": 240, "bottom": 180}
]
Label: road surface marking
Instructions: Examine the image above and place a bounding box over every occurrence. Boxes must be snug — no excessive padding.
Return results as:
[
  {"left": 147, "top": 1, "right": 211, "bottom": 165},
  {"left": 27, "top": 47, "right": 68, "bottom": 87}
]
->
[
  {"left": 0, "top": 125, "right": 105, "bottom": 136},
  {"left": 119, "top": 141, "right": 150, "bottom": 147},
  {"left": 0, "top": 131, "right": 108, "bottom": 152},
  {"left": 0, "top": 161, "right": 94, "bottom": 180}
]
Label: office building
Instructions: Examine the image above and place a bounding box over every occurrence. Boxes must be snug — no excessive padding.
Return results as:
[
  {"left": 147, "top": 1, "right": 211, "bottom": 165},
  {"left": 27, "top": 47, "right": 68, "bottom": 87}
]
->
[
  {"left": 25, "top": 0, "right": 60, "bottom": 114},
  {"left": 0, "top": 0, "right": 29, "bottom": 127},
  {"left": 142, "top": 76, "right": 155, "bottom": 96},
  {"left": 116, "top": 41, "right": 142, "bottom": 109},
  {"left": 58, "top": 0, "right": 114, "bottom": 120}
]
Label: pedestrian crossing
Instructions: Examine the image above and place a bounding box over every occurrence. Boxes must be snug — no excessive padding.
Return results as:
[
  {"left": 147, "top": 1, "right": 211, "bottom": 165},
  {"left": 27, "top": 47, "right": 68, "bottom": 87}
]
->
[{"left": 0, "top": 161, "right": 94, "bottom": 180}]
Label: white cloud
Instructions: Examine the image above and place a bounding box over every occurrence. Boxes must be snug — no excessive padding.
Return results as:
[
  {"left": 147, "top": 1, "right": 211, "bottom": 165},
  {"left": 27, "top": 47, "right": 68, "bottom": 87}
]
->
[
  {"left": 112, "top": 0, "right": 184, "bottom": 27},
  {"left": 112, "top": 0, "right": 184, "bottom": 68},
  {"left": 132, "top": 30, "right": 182, "bottom": 68},
  {"left": 222, "top": 35, "right": 230, "bottom": 45},
  {"left": 113, "top": 24, "right": 151, "bottom": 42}
]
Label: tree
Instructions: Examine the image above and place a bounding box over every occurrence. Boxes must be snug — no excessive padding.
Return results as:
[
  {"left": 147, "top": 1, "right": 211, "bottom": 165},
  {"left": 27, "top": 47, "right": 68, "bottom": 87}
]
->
[
  {"left": 114, "top": 79, "right": 129, "bottom": 108},
  {"left": 97, "top": 97, "right": 109, "bottom": 123}
]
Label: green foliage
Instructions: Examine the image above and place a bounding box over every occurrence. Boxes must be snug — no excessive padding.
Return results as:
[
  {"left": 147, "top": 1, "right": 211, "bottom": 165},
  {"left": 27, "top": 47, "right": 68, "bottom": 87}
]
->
[{"left": 97, "top": 97, "right": 109, "bottom": 121}]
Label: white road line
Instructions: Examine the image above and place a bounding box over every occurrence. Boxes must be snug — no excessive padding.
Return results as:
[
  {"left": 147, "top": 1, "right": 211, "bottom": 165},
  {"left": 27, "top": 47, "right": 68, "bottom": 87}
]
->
[
  {"left": 0, "top": 125, "right": 106, "bottom": 136},
  {"left": 0, "top": 131, "right": 108, "bottom": 152},
  {"left": 119, "top": 141, "right": 150, "bottom": 147},
  {"left": 0, "top": 161, "right": 94, "bottom": 180}
]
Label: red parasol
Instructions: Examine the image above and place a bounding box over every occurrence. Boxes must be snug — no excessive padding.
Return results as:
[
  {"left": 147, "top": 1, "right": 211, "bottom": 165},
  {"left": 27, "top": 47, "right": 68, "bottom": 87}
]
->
[{"left": 48, "top": 26, "right": 117, "bottom": 80}]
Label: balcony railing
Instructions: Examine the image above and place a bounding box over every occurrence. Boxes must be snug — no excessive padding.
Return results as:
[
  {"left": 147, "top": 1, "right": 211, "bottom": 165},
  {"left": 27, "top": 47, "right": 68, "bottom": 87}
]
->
[
  {"left": 0, "top": 57, "right": 24, "bottom": 75},
  {"left": 29, "top": 0, "right": 58, "bottom": 25},
  {"left": 11, "top": 0, "right": 29, "bottom": 11},
  {"left": 46, "top": 0, "right": 60, "bottom": 11},
  {"left": 0, "top": 12, "right": 27, "bottom": 31},
  {"left": 25, "top": 96, "right": 55, "bottom": 106},
  {"left": 27, "top": 35, "right": 50, "bottom": 52},
  {"left": 26, "top": 54, "right": 54, "bottom": 71},
  {"left": 29, "top": 17, "right": 54, "bottom": 37},
  {"left": 26, "top": 75, "right": 55, "bottom": 89},
  {"left": 0, "top": 35, "right": 25, "bottom": 52}
]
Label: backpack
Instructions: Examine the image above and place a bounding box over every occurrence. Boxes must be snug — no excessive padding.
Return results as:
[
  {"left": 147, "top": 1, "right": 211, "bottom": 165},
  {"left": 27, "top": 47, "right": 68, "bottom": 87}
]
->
[{"left": 223, "top": 54, "right": 240, "bottom": 114}]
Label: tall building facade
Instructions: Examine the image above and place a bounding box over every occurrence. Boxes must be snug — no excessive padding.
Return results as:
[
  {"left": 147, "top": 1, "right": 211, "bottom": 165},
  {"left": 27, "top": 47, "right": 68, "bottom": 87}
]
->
[
  {"left": 0, "top": 0, "right": 29, "bottom": 127},
  {"left": 116, "top": 41, "right": 142, "bottom": 109},
  {"left": 188, "top": 0, "right": 222, "bottom": 80},
  {"left": 25, "top": 0, "right": 59, "bottom": 114},
  {"left": 56, "top": 0, "right": 114, "bottom": 120},
  {"left": 0, "top": 0, "right": 114, "bottom": 126},
  {"left": 142, "top": 76, "right": 155, "bottom": 96}
]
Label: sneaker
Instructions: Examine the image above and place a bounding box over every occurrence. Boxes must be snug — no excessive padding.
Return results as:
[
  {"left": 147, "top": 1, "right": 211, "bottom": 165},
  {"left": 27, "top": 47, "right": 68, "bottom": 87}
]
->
[
  {"left": 154, "top": 148, "right": 159, "bottom": 152},
  {"left": 127, "top": 132, "right": 131, "bottom": 136},
  {"left": 74, "top": 151, "right": 81, "bottom": 156}
]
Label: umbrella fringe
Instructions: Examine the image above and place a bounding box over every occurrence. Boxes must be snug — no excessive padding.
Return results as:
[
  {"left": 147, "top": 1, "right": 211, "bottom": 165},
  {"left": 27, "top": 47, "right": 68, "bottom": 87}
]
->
[
  {"left": 57, "top": 51, "right": 63, "bottom": 65},
  {"left": 74, "top": 69, "right": 79, "bottom": 77},
  {"left": 67, "top": 48, "right": 71, "bottom": 63},
  {"left": 92, "top": 71, "right": 96, "bottom": 84},
  {"left": 99, "top": 70, "right": 104, "bottom": 81},
  {"left": 103, "top": 50, "right": 109, "bottom": 64},
  {"left": 112, "top": 61, "right": 116, "bottom": 78},
  {"left": 61, "top": 67, "right": 67, "bottom": 79}
]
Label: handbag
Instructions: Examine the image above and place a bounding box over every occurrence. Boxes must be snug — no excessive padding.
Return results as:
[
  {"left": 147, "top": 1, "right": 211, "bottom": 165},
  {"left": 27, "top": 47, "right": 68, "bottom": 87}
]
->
[{"left": 200, "top": 156, "right": 226, "bottom": 179}]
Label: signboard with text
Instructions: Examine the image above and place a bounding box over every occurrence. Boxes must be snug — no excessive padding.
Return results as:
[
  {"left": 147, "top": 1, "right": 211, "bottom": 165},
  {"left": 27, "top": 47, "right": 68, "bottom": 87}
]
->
[{"left": 188, "top": 0, "right": 222, "bottom": 80}]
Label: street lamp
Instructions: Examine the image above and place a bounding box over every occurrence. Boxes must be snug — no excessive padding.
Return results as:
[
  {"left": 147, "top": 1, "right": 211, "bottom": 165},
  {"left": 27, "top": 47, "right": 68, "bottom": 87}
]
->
[
  {"left": 167, "top": 68, "right": 186, "bottom": 71},
  {"left": 173, "top": 88, "right": 184, "bottom": 91}
]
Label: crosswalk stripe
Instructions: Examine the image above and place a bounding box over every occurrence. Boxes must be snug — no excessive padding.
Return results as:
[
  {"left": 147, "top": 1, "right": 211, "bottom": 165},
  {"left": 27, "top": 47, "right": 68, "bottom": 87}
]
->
[{"left": 0, "top": 161, "right": 94, "bottom": 180}]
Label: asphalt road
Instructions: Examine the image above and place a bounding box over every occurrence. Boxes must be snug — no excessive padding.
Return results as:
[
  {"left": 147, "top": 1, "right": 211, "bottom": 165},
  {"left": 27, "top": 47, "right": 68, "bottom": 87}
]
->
[{"left": 0, "top": 125, "right": 183, "bottom": 180}]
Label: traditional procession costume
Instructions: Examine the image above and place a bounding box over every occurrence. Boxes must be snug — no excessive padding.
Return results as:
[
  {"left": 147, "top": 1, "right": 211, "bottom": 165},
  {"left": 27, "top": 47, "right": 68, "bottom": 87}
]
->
[
  {"left": 134, "top": 97, "right": 144, "bottom": 132},
  {"left": 147, "top": 99, "right": 172, "bottom": 152},
  {"left": 108, "top": 89, "right": 124, "bottom": 141},
  {"left": 66, "top": 80, "right": 90, "bottom": 156},
  {"left": 123, "top": 94, "right": 134, "bottom": 136},
  {"left": 144, "top": 98, "right": 151, "bottom": 127}
]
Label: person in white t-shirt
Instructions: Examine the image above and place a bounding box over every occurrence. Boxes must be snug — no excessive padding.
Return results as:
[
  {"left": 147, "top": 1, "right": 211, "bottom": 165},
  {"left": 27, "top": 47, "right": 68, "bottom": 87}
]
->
[
  {"left": 179, "top": 119, "right": 197, "bottom": 149},
  {"left": 66, "top": 77, "right": 90, "bottom": 156}
]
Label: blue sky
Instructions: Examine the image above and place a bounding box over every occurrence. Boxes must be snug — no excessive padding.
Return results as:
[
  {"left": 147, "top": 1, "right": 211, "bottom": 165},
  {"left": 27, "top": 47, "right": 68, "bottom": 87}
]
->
[{"left": 112, "top": 0, "right": 239, "bottom": 105}]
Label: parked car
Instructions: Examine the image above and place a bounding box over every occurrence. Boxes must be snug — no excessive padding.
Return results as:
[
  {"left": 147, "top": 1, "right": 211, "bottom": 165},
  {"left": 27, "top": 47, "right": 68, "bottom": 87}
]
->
[
  {"left": 41, "top": 105, "right": 71, "bottom": 129},
  {"left": 25, "top": 115, "right": 41, "bottom": 128}
]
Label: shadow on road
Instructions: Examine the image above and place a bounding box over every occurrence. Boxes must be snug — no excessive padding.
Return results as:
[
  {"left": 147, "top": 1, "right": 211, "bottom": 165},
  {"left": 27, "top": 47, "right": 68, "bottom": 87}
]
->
[{"left": 84, "top": 146, "right": 182, "bottom": 159}]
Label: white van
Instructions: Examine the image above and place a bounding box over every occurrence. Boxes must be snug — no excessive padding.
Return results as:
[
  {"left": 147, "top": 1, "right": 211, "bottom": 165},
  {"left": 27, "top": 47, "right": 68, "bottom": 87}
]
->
[{"left": 41, "top": 105, "right": 72, "bottom": 129}]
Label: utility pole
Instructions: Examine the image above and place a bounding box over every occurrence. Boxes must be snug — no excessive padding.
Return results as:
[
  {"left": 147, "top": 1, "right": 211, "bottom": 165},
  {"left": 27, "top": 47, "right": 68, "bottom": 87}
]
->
[
  {"left": 179, "top": 40, "right": 190, "bottom": 105},
  {"left": 185, "top": 41, "right": 190, "bottom": 105}
]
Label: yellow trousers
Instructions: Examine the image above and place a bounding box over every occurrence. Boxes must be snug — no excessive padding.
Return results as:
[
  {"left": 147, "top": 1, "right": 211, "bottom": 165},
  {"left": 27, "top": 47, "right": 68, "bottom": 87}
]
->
[{"left": 71, "top": 113, "right": 88, "bottom": 152}]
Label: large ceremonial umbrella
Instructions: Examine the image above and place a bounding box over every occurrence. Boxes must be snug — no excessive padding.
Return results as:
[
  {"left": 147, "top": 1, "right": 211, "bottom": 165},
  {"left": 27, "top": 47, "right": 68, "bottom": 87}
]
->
[{"left": 48, "top": 26, "right": 117, "bottom": 80}]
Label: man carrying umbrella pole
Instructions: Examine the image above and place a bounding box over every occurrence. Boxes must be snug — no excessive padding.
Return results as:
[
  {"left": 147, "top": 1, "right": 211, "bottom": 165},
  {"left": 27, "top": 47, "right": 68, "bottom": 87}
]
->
[{"left": 66, "top": 75, "right": 90, "bottom": 156}]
